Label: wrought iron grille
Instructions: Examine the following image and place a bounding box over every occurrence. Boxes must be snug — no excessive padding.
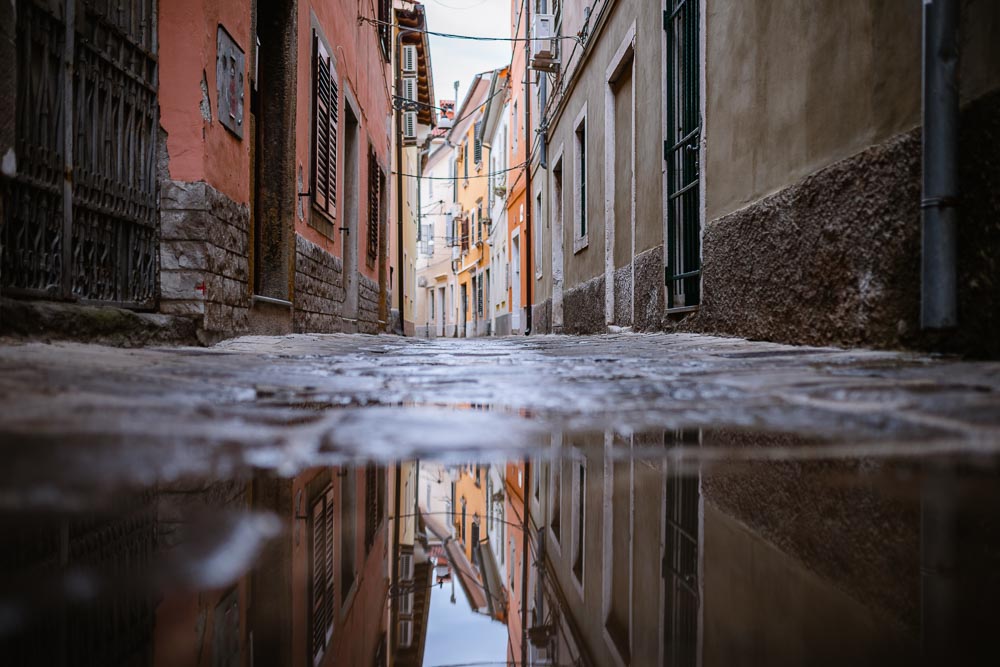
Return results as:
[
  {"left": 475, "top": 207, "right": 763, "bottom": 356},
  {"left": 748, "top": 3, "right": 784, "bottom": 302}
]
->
[
  {"left": 663, "top": 429, "right": 700, "bottom": 667},
  {"left": 3, "top": 489, "right": 158, "bottom": 666},
  {"left": 3, "top": 0, "right": 159, "bottom": 308},
  {"left": 664, "top": 0, "right": 701, "bottom": 309}
]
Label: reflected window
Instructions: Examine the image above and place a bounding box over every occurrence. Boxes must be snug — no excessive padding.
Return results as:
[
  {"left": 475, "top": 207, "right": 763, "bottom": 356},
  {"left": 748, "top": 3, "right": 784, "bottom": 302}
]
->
[
  {"left": 572, "top": 456, "right": 586, "bottom": 585},
  {"left": 341, "top": 468, "right": 357, "bottom": 599},
  {"left": 308, "top": 479, "right": 335, "bottom": 666}
]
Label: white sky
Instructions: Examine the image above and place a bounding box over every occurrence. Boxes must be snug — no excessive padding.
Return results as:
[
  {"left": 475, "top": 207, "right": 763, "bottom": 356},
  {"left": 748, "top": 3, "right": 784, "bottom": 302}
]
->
[{"left": 422, "top": 0, "right": 511, "bottom": 109}]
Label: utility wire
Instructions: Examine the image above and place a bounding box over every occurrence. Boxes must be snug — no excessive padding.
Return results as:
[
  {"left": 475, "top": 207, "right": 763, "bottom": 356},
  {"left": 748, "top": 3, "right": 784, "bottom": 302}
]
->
[
  {"left": 359, "top": 15, "right": 581, "bottom": 44},
  {"left": 392, "top": 160, "right": 528, "bottom": 180}
]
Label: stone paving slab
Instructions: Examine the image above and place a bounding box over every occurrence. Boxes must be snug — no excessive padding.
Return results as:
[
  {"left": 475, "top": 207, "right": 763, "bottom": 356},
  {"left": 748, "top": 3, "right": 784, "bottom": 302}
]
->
[{"left": 0, "top": 333, "right": 998, "bottom": 503}]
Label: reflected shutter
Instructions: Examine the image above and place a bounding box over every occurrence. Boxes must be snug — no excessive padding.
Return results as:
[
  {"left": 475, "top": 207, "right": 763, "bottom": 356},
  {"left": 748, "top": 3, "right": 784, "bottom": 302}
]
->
[
  {"left": 310, "top": 495, "right": 327, "bottom": 664},
  {"left": 323, "top": 486, "right": 336, "bottom": 645}
]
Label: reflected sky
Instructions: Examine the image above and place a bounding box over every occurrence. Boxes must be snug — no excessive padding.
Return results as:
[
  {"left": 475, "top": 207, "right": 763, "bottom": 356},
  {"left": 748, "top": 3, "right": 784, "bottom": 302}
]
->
[{"left": 422, "top": 575, "right": 507, "bottom": 667}]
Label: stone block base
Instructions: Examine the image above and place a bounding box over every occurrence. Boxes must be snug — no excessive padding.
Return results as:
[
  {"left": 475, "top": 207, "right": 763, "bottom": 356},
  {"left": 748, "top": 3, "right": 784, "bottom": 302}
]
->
[{"left": 562, "top": 273, "right": 606, "bottom": 334}]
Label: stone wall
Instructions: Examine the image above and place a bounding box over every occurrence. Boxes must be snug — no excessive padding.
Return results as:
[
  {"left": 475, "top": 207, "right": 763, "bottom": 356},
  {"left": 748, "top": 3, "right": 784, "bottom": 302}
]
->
[
  {"left": 681, "top": 90, "right": 1000, "bottom": 358},
  {"left": 633, "top": 246, "right": 664, "bottom": 331},
  {"left": 493, "top": 313, "right": 511, "bottom": 337},
  {"left": 562, "top": 273, "right": 605, "bottom": 334},
  {"left": 160, "top": 181, "right": 250, "bottom": 340},
  {"left": 358, "top": 274, "right": 380, "bottom": 334},
  {"left": 531, "top": 299, "right": 552, "bottom": 334},
  {"left": 293, "top": 235, "right": 344, "bottom": 333}
]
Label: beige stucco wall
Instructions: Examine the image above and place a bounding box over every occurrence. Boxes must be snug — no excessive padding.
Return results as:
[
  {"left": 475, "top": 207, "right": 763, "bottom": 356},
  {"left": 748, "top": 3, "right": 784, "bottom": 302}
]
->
[
  {"left": 546, "top": 0, "right": 665, "bottom": 291},
  {"left": 705, "top": 0, "right": 1000, "bottom": 222}
]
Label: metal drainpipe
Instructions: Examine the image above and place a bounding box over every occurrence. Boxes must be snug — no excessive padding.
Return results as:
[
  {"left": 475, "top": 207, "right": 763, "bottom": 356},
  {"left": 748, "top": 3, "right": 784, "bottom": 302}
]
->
[
  {"left": 395, "top": 26, "right": 418, "bottom": 336},
  {"left": 921, "top": 0, "right": 960, "bottom": 330},
  {"left": 523, "top": 0, "right": 533, "bottom": 336}
]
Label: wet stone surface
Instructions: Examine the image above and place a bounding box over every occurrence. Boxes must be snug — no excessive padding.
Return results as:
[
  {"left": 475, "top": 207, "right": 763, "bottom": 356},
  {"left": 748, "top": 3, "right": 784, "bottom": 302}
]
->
[{"left": 1, "top": 333, "right": 999, "bottom": 665}]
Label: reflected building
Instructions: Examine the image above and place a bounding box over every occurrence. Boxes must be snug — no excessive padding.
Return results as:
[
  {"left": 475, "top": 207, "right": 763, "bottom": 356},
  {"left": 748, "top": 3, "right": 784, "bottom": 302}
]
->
[{"left": 514, "top": 429, "right": 1000, "bottom": 666}]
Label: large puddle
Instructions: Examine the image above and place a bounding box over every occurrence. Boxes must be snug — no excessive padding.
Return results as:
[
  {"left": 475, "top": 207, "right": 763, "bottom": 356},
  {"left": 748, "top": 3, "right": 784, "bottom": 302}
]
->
[{"left": 2, "top": 424, "right": 998, "bottom": 666}]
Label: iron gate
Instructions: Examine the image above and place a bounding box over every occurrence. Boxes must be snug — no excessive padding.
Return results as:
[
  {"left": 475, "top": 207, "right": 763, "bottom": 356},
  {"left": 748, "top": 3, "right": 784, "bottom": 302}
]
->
[
  {"left": 664, "top": 0, "right": 701, "bottom": 309},
  {"left": 3, "top": 0, "right": 159, "bottom": 308}
]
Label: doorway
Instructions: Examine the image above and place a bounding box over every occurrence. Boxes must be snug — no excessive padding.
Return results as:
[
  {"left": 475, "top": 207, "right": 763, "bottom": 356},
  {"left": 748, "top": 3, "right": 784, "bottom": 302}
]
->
[
  {"left": 251, "top": 0, "right": 296, "bottom": 301},
  {"left": 342, "top": 101, "right": 360, "bottom": 322},
  {"left": 460, "top": 284, "right": 469, "bottom": 338},
  {"left": 512, "top": 232, "right": 521, "bottom": 333},
  {"left": 437, "top": 287, "right": 446, "bottom": 336}
]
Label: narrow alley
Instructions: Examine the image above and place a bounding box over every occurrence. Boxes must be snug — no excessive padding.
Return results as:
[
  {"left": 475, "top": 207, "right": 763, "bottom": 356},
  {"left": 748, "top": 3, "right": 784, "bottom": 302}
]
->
[{"left": 1, "top": 0, "right": 999, "bottom": 666}]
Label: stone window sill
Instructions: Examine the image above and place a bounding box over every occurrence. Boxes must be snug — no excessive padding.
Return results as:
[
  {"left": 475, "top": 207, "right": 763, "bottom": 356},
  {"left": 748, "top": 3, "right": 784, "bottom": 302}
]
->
[{"left": 573, "top": 234, "right": 589, "bottom": 254}]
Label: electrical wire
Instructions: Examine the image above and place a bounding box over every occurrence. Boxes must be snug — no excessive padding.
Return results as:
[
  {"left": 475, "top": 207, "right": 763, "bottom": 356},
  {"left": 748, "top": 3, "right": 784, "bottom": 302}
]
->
[
  {"left": 359, "top": 15, "right": 581, "bottom": 44},
  {"left": 392, "top": 160, "right": 528, "bottom": 180}
]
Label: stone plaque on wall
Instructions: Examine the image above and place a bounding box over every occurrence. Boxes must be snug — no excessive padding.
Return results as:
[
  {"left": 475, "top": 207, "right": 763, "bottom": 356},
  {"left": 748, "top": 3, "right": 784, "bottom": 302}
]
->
[{"left": 216, "top": 25, "right": 245, "bottom": 139}]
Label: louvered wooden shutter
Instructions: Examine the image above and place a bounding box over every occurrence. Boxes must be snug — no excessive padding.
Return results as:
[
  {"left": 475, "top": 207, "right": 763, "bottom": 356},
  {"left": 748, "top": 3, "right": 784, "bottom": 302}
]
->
[
  {"left": 474, "top": 121, "right": 483, "bottom": 163},
  {"left": 310, "top": 493, "right": 328, "bottom": 664},
  {"left": 312, "top": 34, "right": 338, "bottom": 217},
  {"left": 323, "top": 487, "right": 335, "bottom": 645},
  {"left": 367, "top": 150, "right": 380, "bottom": 268}
]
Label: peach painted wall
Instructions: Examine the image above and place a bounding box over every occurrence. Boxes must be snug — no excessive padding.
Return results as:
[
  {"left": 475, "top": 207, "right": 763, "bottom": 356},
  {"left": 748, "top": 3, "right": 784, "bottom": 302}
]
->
[
  {"left": 295, "top": 1, "right": 392, "bottom": 281},
  {"left": 159, "top": 0, "right": 251, "bottom": 205}
]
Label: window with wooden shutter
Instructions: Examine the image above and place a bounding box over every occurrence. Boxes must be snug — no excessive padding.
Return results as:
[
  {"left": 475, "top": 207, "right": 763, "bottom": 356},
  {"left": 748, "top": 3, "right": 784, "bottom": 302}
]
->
[
  {"left": 474, "top": 121, "right": 483, "bottom": 164},
  {"left": 377, "top": 0, "right": 391, "bottom": 60},
  {"left": 312, "top": 32, "right": 338, "bottom": 219},
  {"left": 461, "top": 218, "right": 470, "bottom": 253},
  {"left": 309, "top": 485, "right": 336, "bottom": 666},
  {"left": 367, "top": 149, "right": 381, "bottom": 269}
]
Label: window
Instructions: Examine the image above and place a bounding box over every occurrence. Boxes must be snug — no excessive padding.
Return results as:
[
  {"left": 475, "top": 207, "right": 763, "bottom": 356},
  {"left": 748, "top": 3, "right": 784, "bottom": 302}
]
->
[
  {"left": 550, "top": 459, "right": 561, "bottom": 542},
  {"left": 367, "top": 148, "right": 382, "bottom": 268},
  {"left": 399, "top": 620, "right": 413, "bottom": 648},
  {"left": 474, "top": 120, "right": 483, "bottom": 164},
  {"left": 572, "top": 455, "right": 585, "bottom": 584},
  {"left": 463, "top": 142, "right": 469, "bottom": 181},
  {"left": 364, "top": 464, "right": 385, "bottom": 552},
  {"left": 477, "top": 275, "right": 484, "bottom": 317},
  {"left": 377, "top": 0, "right": 391, "bottom": 60},
  {"left": 451, "top": 158, "right": 458, "bottom": 202},
  {"left": 512, "top": 102, "right": 518, "bottom": 149},
  {"left": 665, "top": 0, "right": 702, "bottom": 308},
  {"left": 311, "top": 31, "right": 339, "bottom": 219},
  {"left": 461, "top": 217, "right": 470, "bottom": 253},
  {"left": 664, "top": 430, "right": 701, "bottom": 667},
  {"left": 607, "top": 451, "right": 632, "bottom": 659},
  {"left": 399, "top": 591, "right": 414, "bottom": 615},
  {"left": 534, "top": 191, "right": 543, "bottom": 276},
  {"left": 309, "top": 483, "right": 336, "bottom": 666},
  {"left": 400, "top": 552, "right": 415, "bottom": 580},
  {"left": 341, "top": 468, "right": 357, "bottom": 599},
  {"left": 574, "top": 112, "right": 587, "bottom": 240}
]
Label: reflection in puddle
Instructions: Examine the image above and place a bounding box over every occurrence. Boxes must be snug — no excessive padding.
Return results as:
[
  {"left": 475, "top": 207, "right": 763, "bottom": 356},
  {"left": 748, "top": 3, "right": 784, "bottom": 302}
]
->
[{"left": 2, "top": 427, "right": 999, "bottom": 665}]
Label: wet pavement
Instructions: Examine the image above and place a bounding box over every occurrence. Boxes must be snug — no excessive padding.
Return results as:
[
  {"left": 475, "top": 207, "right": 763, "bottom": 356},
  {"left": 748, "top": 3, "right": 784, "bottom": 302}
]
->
[{"left": 1, "top": 333, "right": 999, "bottom": 665}]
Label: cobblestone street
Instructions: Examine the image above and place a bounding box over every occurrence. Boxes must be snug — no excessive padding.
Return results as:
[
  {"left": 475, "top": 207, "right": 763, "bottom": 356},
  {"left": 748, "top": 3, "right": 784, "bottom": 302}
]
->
[{"left": 2, "top": 332, "right": 999, "bottom": 495}]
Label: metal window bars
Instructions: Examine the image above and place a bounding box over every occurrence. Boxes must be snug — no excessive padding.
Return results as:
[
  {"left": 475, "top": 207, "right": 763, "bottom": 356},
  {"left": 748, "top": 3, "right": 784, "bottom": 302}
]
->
[
  {"left": 3, "top": 0, "right": 159, "bottom": 308},
  {"left": 664, "top": 0, "right": 701, "bottom": 309}
]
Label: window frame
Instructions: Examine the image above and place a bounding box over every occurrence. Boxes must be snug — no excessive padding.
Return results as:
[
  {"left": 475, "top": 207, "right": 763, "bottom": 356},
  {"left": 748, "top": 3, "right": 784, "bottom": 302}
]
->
[{"left": 572, "top": 104, "right": 589, "bottom": 253}]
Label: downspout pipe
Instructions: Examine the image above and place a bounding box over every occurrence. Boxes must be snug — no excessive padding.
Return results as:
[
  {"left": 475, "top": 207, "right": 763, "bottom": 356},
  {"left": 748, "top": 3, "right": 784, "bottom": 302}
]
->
[
  {"left": 523, "top": 0, "right": 533, "bottom": 336},
  {"left": 921, "top": 0, "right": 960, "bottom": 330},
  {"left": 395, "top": 25, "right": 420, "bottom": 336}
]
